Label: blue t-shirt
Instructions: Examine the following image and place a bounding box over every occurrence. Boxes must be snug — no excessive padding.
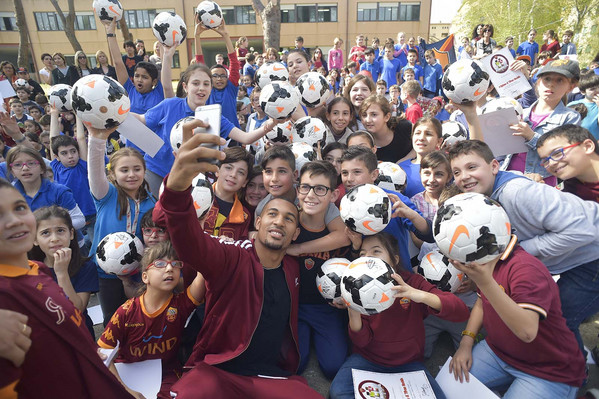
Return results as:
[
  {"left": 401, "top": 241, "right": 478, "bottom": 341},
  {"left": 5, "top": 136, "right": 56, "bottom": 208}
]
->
[
  {"left": 393, "top": 45, "right": 408, "bottom": 69},
  {"left": 516, "top": 41, "right": 539, "bottom": 65},
  {"left": 423, "top": 63, "right": 443, "bottom": 94},
  {"left": 509, "top": 48, "right": 516, "bottom": 58},
  {"left": 399, "top": 159, "right": 425, "bottom": 198},
  {"left": 90, "top": 184, "right": 156, "bottom": 279},
  {"left": 402, "top": 64, "right": 423, "bottom": 82},
  {"left": 48, "top": 259, "right": 99, "bottom": 294},
  {"left": 13, "top": 178, "right": 78, "bottom": 213},
  {"left": 243, "top": 63, "right": 258, "bottom": 79},
  {"left": 51, "top": 159, "right": 95, "bottom": 217},
  {"left": 124, "top": 79, "right": 165, "bottom": 156},
  {"left": 359, "top": 61, "right": 380, "bottom": 83},
  {"left": 143, "top": 97, "right": 235, "bottom": 178},
  {"left": 207, "top": 80, "right": 241, "bottom": 129},
  {"left": 379, "top": 58, "right": 402, "bottom": 88},
  {"left": 568, "top": 99, "right": 599, "bottom": 140}
]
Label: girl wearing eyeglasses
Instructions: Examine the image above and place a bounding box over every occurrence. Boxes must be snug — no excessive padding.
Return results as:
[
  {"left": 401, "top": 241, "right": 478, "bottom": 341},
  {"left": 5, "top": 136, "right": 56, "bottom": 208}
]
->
[{"left": 98, "top": 241, "right": 205, "bottom": 399}]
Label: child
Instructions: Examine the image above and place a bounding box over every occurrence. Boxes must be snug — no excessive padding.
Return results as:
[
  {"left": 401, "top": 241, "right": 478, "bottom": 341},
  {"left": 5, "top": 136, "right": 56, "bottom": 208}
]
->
[
  {"left": 505, "top": 36, "right": 516, "bottom": 57},
  {"left": 401, "top": 49, "right": 423, "bottom": 85},
  {"left": 140, "top": 208, "right": 170, "bottom": 248},
  {"left": 121, "top": 40, "right": 144, "bottom": 80},
  {"left": 329, "top": 232, "right": 469, "bottom": 399},
  {"left": 0, "top": 179, "right": 132, "bottom": 398},
  {"left": 567, "top": 70, "right": 599, "bottom": 139},
  {"left": 359, "top": 48, "right": 380, "bottom": 83},
  {"left": 9, "top": 99, "right": 32, "bottom": 127},
  {"left": 328, "top": 37, "right": 344, "bottom": 71},
  {"left": 39, "top": 131, "right": 50, "bottom": 158},
  {"left": 240, "top": 165, "right": 268, "bottom": 227},
  {"left": 295, "top": 161, "right": 349, "bottom": 378},
  {"left": 541, "top": 29, "right": 561, "bottom": 57},
  {"left": 409, "top": 151, "right": 450, "bottom": 223},
  {"left": 99, "top": 241, "right": 205, "bottom": 398},
  {"left": 325, "top": 96, "right": 355, "bottom": 143},
  {"left": 28, "top": 106, "right": 42, "bottom": 123},
  {"left": 347, "top": 62, "right": 358, "bottom": 77},
  {"left": 388, "top": 84, "right": 403, "bottom": 116},
  {"left": 560, "top": 30, "right": 576, "bottom": 55},
  {"left": 375, "top": 79, "right": 387, "bottom": 97},
  {"left": 237, "top": 85, "right": 251, "bottom": 117},
  {"left": 15, "top": 88, "right": 37, "bottom": 114},
  {"left": 349, "top": 34, "right": 367, "bottom": 64},
  {"left": 294, "top": 36, "right": 310, "bottom": 56},
  {"left": 242, "top": 54, "right": 257, "bottom": 80},
  {"left": 401, "top": 80, "right": 423, "bottom": 124},
  {"left": 346, "top": 130, "right": 377, "bottom": 153},
  {"left": 235, "top": 36, "right": 249, "bottom": 70},
  {"left": 323, "top": 142, "right": 347, "bottom": 207},
  {"left": 517, "top": 29, "right": 539, "bottom": 66},
  {"left": 422, "top": 50, "right": 443, "bottom": 98},
  {"left": 379, "top": 44, "right": 402, "bottom": 88}
]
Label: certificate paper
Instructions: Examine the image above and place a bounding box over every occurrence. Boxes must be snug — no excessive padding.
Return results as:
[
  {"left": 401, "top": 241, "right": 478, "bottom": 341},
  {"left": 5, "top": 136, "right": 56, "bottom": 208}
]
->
[
  {"left": 481, "top": 48, "right": 531, "bottom": 99},
  {"left": 352, "top": 369, "right": 436, "bottom": 399},
  {"left": 435, "top": 357, "right": 499, "bottom": 399}
]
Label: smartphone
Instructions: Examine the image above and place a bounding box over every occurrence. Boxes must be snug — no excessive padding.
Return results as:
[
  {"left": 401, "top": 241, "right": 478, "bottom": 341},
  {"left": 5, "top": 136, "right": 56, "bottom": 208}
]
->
[{"left": 194, "top": 104, "right": 221, "bottom": 164}]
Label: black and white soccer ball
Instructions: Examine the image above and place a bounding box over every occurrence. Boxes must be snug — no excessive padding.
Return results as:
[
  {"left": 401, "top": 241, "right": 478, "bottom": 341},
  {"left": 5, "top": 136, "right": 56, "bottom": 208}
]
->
[
  {"left": 93, "top": 0, "right": 123, "bottom": 21},
  {"left": 340, "top": 184, "right": 392, "bottom": 236},
  {"left": 290, "top": 142, "right": 317, "bottom": 173},
  {"left": 96, "top": 232, "right": 144, "bottom": 275},
  {"left": 417, "top": 250, "right": 464, "bottom": 293},
  {"left": 265, "top": 120, "right": 295, "bottom": 144},
  {"left": 441, "top": 121, "right": 468, "bottom": 147},
  {"left": 259, "top": 82, "right": 300, "bottom": 120},
  {"left": 433, "top": 192, "right": 511, "bottom": 264},
  {"left": 479, "top": 97, "right": 524, "bottom": 121},
  {"left": 442, "top": 59, "right": 490, "bottom": 104},
  {"left": 316, "top": 257, "right": 350, "bottom": 304},
  {"left": 292, "top": 116, "right": 330, "bottom": 149},
  {"left": 49, "top": 84, "right": 73, "bottom": 112},
  {"left": 159, "top": 172, "right": 214, "bottom": 219},
  {"left": 152, "top": 12, "right": 187, "bottom": 47},
  {"left": 169, "top": 116, "right": 196, "bottom": 153},
  {"left": 295, "top": 72, "right": 332, "bottom": 108},
  {"left": 375, "top": 162, "right": 407, "bottom": 193},
  {"left": 71, "top": 74, "right": 130, "bottom": 129},
  {"left": 255, "top": 62, "right": 289, "bottom": 89},
  {"left": 14, "top": 78, "right": 27, "bottom": 88},
  {"left": 196, "top": 0, "right": 223, "bottom": 28},
  {"left": 340, "top": 256, "right": 398, "bottom": 315}
]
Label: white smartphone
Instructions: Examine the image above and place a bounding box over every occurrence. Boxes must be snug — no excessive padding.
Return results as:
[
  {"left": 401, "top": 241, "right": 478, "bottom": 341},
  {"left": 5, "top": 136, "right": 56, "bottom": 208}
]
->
[{"left": 194, "top": 104, "right": 221, "bottom": 164}]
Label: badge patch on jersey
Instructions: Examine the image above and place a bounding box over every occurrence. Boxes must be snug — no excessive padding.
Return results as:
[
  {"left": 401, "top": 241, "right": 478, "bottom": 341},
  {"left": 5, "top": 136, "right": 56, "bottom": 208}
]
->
[
  {"left": 166, "top": 307, "right": 178, "bottom": 322},
  {"left": 304, "top": 259, "right": 315, "bottom": 270},
  {"left": 400, "top": 297, "right": 411, "bottom": 310},
  {"left": 36, "top": 282, "right": 43, "bottom": 290}
]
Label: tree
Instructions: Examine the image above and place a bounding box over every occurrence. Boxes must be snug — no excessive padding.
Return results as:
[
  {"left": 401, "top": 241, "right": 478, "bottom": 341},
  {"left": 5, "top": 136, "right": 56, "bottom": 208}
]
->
[
  {"left": 49, "top": 0, "right": 82, "bottom": 53},
  {"left": 119, "top": 17, "right": 132, "bottom": 42},
  {"left": 251, "top": 0, "right": 281, "bottom": 50},
  {"left": 12, "top": 0, "right": 30, "bottom": 67}
]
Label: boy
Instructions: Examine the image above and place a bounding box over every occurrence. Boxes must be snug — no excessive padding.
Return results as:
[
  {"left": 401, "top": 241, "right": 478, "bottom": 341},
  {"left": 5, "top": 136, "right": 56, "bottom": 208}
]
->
[
  {"left": 215, "top": 53, "right": 228, "bottom": 70},
  {"left": 517, "top": 29, "right": 539, "bottom": 66},
  {"left": 505, "top": 36, "right": 516, "bottom": 57},
  {"left": 122, "top": 40, "right": 144, "bottom": 80},
  {"left": 379, "top": 44, "right": 402, "bottom": 88},
  {"left": 295, "top": 36, "right": 310, "bottom": 57},
  {"left": 448, "top": 139, "right": 599, "bottom": 357},
  {"left": 422, "top": 50, "right": 443, "bottom": 98},
  {"left": 28, "top": 106, "right": 42, "bottom": 123},
  {"left": 349, "top": 34, "right": 367, "bottom": 64},
  {"left": 401, "top": 49, "right": 423, "bottom": 85},
  {"left": 295, "top": 161, "right": 349, "bottom": 379},
  {"left": 15, "top": 87, "right": 37, "bottom": 114},
  {"left": 347, "top": 62, "right": 358, "bottom": 77},
  {"left": 388, "top": 84, "right": 403, "bottom": 116},
  {"left": 375, "top": 80, "right": 388, "bottom": 97},
  {"left": 401, "top": 80, "right": 423, "bottom": 124},
  {"left": 9, "top": 99, "right": 32, "bottom": 127},
  {"left": 242, "top": 54, "right": 258, "bottom": 80},
  {"left": 340, "top": 146, "right": 432, "bottom": 269},
  {"left": 560, "top": 30, "right": 576, "bottom": 55},
  {"left": 359, "top": 48, "right": 380, "bottom": 83},
  {"left": 567, "top": 70, "right": 599, "bottom": 139}
]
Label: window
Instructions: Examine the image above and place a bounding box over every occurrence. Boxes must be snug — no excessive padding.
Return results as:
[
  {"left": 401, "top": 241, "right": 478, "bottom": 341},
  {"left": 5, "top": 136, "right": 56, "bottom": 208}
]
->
[
  {"left": 317, "top": 4, "right": 337, "bottom": 22},
  {"left": 282, "top": 4, "right": 337, "bottom": 23},
  {"left": 171, "top": 51, "right": 180, "bottom": 69},
  {"left": 0, "top": 12, "right": 16, "bottom": 31},
  {"left": 221, "top": 6, "right": 256, "bottom": 24},
  {"left": 34, "top": 12, "right": 64, "bottom": 31},
  {"left": 378, "top": 2, "right": 398, "bottom": 21},
  {"left": 399, "top": 3, "right": 420, "bottom": 21},
  {"left": 124, "top": 9, "right": 157, "bottom": 28},
  {"left": 281, "top": 5, "right": 296, "bottom": 23},
  {"left": 357, "top": 3, "right": 377, "bottom": 21},
  {"left": 357, "top": 2, "right": 419, "bottom": 21},
  {"left": 296, "top": 5, "right": 316, "bottom": 22},
  {"left": 75, "top": 13, "right": 96, "bottom": 30}
]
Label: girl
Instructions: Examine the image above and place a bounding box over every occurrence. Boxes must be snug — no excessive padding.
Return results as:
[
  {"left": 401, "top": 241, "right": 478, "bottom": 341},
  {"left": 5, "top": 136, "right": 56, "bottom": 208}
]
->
[
  {"left": 98, "top": 241, "right": 205, "bottom": 399},
  {"left": 0, "top": 61, "right": 17, "bottom": 83},
  {"left": 92, "top": 50, "right": 117, "bottom": 80},
  {"left": 287, "top": 49, "right": 311, "bottom": 86},
  {"left": 236, "top": 36, "right": 249, "bottom": 70},
  {"left": 474, "top": 24, "right": 496, "bottom": 59},
  {"left": 409, "top": 151, "right": 450, "bottom": 222},
  {"left": 325, "top": 97, "right": 355, "bottom": 143},
  {"left": 237, "top": 85, "right": 251, "bottom": 117},
  {"left": 74, "top": 51, "right": 91, "bottom": 78},
  {"left": 541, "top": 29, "right": 561, "bottom": 57},
  {"left": 0, "top": 179, "right": 132, "bottom": 398},
  {"left": 240, "top": 165, "right": 268, "bottom": 228},
  {"left": 343, "top": 74, "right": 375, "bottom": 130},
  {"left": 323, "top": 141, "right": 347, "bottom": 207},
  {"left": 87, "top": 124, "right": 156, "bottom": 326},
  {"left": 328, "top": 38, "right": 344, "bottom": 71},
  {"left": 29, "top": 205, "right": 98, "bottom": 337},
  {"left": 311, "top": 48, "right": 328, "bottom": 73},
  {"left": 51, "top": 52, "right": 78, "bottom": 86},
  {"left": 265, "top": 47, "right": 279, "bottom": 62},
  {"left": 471, "top": 24, "right": 484, "bottom": 46},
  {"left": 329, "top": 231, "right": 469, "bottom": 399},
  {"left": 359, "top": 94, "right": 414, "bottom": 163}
]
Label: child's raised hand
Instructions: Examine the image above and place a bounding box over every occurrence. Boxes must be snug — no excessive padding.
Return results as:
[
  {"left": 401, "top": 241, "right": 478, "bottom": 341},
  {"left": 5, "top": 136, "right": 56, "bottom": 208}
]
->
[
  {"left": 509, "top": 60, "right": 530, "bottom": 79},
  {"left": 86, "top": 124, "right": 120, "bottom": 141},
  {"left": 450, "top": 258, "right": 498, "bottom": 286},
  {"left": 161, "top": 43, "right": 177, "bottom": 59},
  {"left": 510, "top": 121, "right": 535, "bottom": 141},
  {"left": 345, "top": 226, "right": 362, "bottom": 251},
  {"left": 388, "top": 194, "right": 413, "bottom": 219},
  {"left": 53, "top": 248, "right": 72, "bottom": 276},
  {"left": 101, "top": 18, "right": 117, "bottom": 32},
  {"left": 391, "top": 273, "right": 426, "bottom": 303},
  {"left": 212, "top": 19, "right": 228, "bottom": 36}
]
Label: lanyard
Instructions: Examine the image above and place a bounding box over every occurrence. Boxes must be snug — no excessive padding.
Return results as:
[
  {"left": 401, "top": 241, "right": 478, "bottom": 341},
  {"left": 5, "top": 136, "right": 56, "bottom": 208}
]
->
[{"left": 126, "top": 198, "right": 141, "bottom": 234}]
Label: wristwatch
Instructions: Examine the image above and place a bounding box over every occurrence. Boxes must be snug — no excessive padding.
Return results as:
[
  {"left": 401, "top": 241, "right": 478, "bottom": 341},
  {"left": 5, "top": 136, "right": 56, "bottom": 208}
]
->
[{"left": 107, "top": 33, "right": 116, "bottom": 37}]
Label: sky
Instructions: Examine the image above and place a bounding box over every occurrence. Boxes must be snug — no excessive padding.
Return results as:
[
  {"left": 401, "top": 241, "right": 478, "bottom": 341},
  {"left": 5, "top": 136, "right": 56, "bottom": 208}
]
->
[{"left": 430, "top": 0, "right": 462, "bottom": 23}]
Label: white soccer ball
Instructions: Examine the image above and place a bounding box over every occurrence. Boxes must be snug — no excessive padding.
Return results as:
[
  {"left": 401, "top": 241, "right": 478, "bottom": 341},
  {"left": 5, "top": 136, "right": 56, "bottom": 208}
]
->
[
  {"left": 290, "top": 142, "right": 317, "bottom": 173},
  {"left": 292, "top": 116, "right": 329, "bottom": 149},
  {"left": 340, "top": 256, "right": 398, "bottom": 315},
  {"left": 296, "top": 72, "right": 332, "bottom": 108},
  {"left": 169, "top": 116, "right": 196, "bottom": 153},
  {"left": 479, "top": 97, "right": 524, "bottom": 121},
  {"left": 96, "top": 232, "right": 144, "bottom": 276},
  {"left": 316, "top": 257, "right": 350, "bottom": 304},
  {"left": 71, "top": 74, "right": 130, "bottom": 129},
  {"left": 265, "top": 120, "right": 295, "bottom": 144},
  {"left": 14, "top": 78, "right": 27, "bottom": 88},
  {"left": 255, "top": 62, "right": 289, "bottom": 89},
  {"left": 340, "top": 184, "right": 392, "bottom": 236},
  {"left": 441, "top": 121, "right": 468, "bottom": 147},
  {"left": 48, "top": 84, "right": 73, "bottom": 112},
  {"left": 417, "top": 250, "right": 464, "bottom": 293},
  {"left": 93, "top": 0, "right": 123, "bottom": 21},
  {"left": 152, "top": 12, "right": 187, "bottom": 47},
  {"left": 159, "top": 172, "right": 214, "bottom": 219},
  {"left": 442, "top": 59, "right": 490, "bottom": 104},
  {"left": 433, "top": 192, "right": 512, "bottom": 264},
  {"left": 196, "top": 0, "right": 223, "bottom": 28},
  {"left": 259, "top": 82, "right": 300, "bottom": 120},
  {"left": 375, "top": 162, "right": 407, "bottom": 193}
]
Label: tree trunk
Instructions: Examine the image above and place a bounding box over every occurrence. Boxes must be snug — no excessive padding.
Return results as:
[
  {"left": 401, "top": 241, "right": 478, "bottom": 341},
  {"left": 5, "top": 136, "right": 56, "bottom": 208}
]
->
[
  {"left": 252, "top": 0, "right": 281, "bottom": 50},
  {"left": 119, "top": 17, "right": 133, "bottom": 42},
  {"left": 13, "top": 0, "right": 30, "bottom": 67},
  {"left": 49, "top": 0, "right": 83, "bottom": 53}
]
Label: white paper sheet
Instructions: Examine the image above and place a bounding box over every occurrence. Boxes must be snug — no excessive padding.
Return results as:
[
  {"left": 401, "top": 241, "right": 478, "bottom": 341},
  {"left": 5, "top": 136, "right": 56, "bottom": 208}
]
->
[
  {"left": 435, "top": 357, "right": 499, "bottom": 399},
  {"left": 87, "top": 304, "right": 104, "bottom": 325},
  {"left": 479, "top": 107, "right": 527, "bottom": 157},
  {"left": 99, "top": 340, "right": 120, "bottom": 367},
  {"left": 115, "top": 359, "right": 162, "bottom": 399},
  {"left": 117, "top": 114, "right": 164, "bottom": 157},
  {"left": 481, "top": 48, "right": 532, "bottom": 99},
  {"left": 0, "top": 80, "right": 16, "bottom": 99},
  {"left": 352, "top": 369, "right": 436, "bottom": 399}
]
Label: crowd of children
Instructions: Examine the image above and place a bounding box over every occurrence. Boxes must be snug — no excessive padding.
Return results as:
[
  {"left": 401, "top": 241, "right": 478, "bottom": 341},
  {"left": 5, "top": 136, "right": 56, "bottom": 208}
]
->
[{"left": 1, "top": 15, "right": 599, "bottom": 399}]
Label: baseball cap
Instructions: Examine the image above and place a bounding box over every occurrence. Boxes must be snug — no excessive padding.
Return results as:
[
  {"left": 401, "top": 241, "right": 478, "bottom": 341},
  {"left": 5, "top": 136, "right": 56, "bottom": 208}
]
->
[
  {"left": 515, "top": 55, "right": 531, "bottom": 64},
  {"left": 17, "top": 67, "right": 28, "bottom": 73},
  {"left": 537, "top": 59, "right": 580, "bottom": 79}
]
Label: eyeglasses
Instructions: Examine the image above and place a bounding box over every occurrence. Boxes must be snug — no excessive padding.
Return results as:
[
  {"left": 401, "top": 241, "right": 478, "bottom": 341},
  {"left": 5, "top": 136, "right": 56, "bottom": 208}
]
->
[
  {"left": 78, "top": 56, "right": 86, "bottom": 59},
  {"left": 298, "top": 184, "right": 331, "bottom": 196},
  {"left": 539, "top": 142, "right": 581, "bottom": 167},
  {"left": 142, "top": 227, "right": 168, "bottom": 237},
  {"left": 212, "top": 74, "right": 227, "bottom": 80},
  {"left": 10, "top": 160, "right": 40, "bottom": 169},
  {"left": 147, "top": 260, "right": 184, "bottom": 270}
]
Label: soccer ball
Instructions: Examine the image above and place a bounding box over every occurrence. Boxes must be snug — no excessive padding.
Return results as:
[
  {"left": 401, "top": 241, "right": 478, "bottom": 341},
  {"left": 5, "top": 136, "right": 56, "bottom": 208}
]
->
[
  {"left": 255, "top": 62, "right": 289, "bottom": 89},
  {"left": 441, "top": 121, "right": 468, "bottom": 147},
  {"left": 442, "top": 59, "right": 490, "bottom": 104},
  {"left": 152, "top": 12, "right": 187, "bottom": 47},
  {"left": 96, "top": 232, "right": 144, "bottom": 275},
  {"left": 266, "top": 120, "right": 295, "bottom": 144},
  {"left": 259, "top": 82, "right": 300, "bottom": 120},
  {"left": 479, "top": 97, "right": 524, "bottom": 121},
  {"left": 290, "top": 142, "right": 317, "bottom": 173},
  {"left": 159, "top": 172, "right": 214, "bottom": 219},
  {"left": 340, "top": 256, "right": 398, "bottom": 315},
  {"left": 316, "top": 257, "right": 350, "bottom": 304},
  {"left": 296, "top": 72, "right": 332, "bottom": 108},
  {"left": 71, "top": 74, "right": 130, "bottom": 129},
  {"left": 93, "top": 0, "right": 123, "bottom": 22},
  {"left": 292, "top": 116, "right": 330, "bottom": 149},
  {"left": 196, "top": 0, "right": 223, "bottom": 28},
  {"left": 375, "top": 162, "right": 407, "bottom": 193},
  {"left": 433, "top": 192, "right": 512, "bottom": 263},
  {"left": 417, "top": 250, "right": 464, "bottom": 293},
  {"left": 14, "top": 78, "right": 27, "bottom": 88},
  {"left": 340, "top": 184, "right": 392, "bottom": 236},
  {"left": 169, "top": 116, "right": 196, "bottom": 153},
  {"left": 48, "top": 84, "right": 73, "bottom": 112}
]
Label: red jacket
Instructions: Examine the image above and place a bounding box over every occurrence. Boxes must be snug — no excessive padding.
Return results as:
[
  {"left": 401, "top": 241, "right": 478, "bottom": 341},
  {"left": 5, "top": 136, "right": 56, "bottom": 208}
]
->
[
  {"left": 350, "top": 271, "right": 469, "bottom": 367},
  {"left": 158, "top": 183, "right": 301, "bottom": 373}
]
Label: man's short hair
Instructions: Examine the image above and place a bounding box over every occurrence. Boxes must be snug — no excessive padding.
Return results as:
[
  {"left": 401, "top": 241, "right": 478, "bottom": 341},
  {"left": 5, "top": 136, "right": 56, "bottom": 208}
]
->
[
  {"left": 447, "top": 140, "right": 495, "bottom": 163},
  {"left": 579, "top": 70, "right": 599, "bottom": 92},
  {"left": 364, "top": 47, "right": 374, "bottom": 56},
  {"left": 407, "top": 48, "right": 418, "bottom": 56},
  {"left": 51, "top": 135, "right": 80, "bottom": 157},
  {"left": 261, "top": 145, "right": 295, "bottom": 171},
  {"left": 299, "top": 160, "right": 338, "bottom": 190},
  {"left": 341, "top": 146, "right": 378, "bottom": 172},
  {"left": 402, "top": 80, "right": 421, "bottom": 97},
  {"left": 259, "top": 197, "right": 299, "bottom": 224},
  {"left": 376, "top": 79, "right": 387, "bottom": 87},
  {"left": 123, "top": 40, "right": 135, "bottom": 49}
]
